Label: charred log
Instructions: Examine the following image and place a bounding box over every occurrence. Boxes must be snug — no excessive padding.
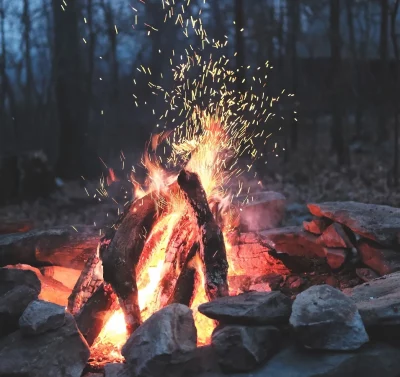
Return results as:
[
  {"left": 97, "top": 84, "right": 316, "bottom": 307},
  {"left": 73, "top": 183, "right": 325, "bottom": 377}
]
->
[
  {"left": 177, "top": 169, "right": 229, "bottom": 300},
  {"left": 68, "top": 251, "right": 103, "bottom": 315},
  {"left": 75, "top": 283, "right": 117, "bottom": 346},
  {"left": 100, "top": 193, "right": 158, "bottom": 334},
  {"left": 168, "top": 241, "right": 200, "bottom": 306},
  {"left": 0, "top": 226, "right": 100, "bottom": 269}
]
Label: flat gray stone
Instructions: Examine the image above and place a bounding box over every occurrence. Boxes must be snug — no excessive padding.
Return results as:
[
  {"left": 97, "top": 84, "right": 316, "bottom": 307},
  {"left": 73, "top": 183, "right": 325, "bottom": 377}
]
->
[
  {"left": 122, "top": 304, "right": 197, "bottom": 377},
  {"left": 317, "top": 223, "right": 354, "bottom": 248},
  {"left": 290, "top": 285, "right": 369, "bottom": 350},
  {"left": 343, "top": 272, "right": 400, "bottom": 328},
  {"left": 308, "top": 202, "right": 400, "bottom": 246},
  {"left": 104, "top": 363, "right": 130, "bottom": 377},
  {"left": 198, "top": 291, "right": 292, "bottom": 325},
  {"left": 358, "top": 239, "right": 400, "bottom": 276},
  {"left": 0, "top": 267, "right": 41, "bottom": 295},
  {"left": 212, "top": 325, "right": 280, "bottom": 372},
  {"left": 0, "top": 313, "right": 90, "bottom": 377},
  {"left": 19, "top": 300, "right": 66, "bottom": 335},
  {"left": 195, "top": 342, "right": 400, "bottom": 377}
]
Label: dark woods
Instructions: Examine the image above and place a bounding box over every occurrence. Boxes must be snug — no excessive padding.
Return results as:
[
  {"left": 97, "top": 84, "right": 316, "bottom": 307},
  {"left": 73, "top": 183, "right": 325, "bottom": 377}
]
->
[{"left": 0, "top": 0, "right": 399, "bottom": 184}]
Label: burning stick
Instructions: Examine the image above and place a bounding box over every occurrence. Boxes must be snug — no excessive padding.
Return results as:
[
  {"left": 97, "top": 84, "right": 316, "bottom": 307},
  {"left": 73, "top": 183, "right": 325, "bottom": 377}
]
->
[
  {"left": 101, "top": 193, "right": 158, "bottom": 335},
  {"left": 177, "top": 169, "right": 229, "bottom": 300}
]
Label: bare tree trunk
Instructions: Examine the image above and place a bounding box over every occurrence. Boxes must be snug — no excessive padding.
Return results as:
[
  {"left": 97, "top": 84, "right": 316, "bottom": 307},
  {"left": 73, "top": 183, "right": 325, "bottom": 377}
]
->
[
  {"left": 22, "top": 0, "right": 34, "bottom": 118},
  {"left": 52, "top": 0, "right": 89, "bottom": 178},
  {"left": 330, "top": 0, "right": 349, "bottom": 166},
  {"left": 391, "top": 0, "right": 400, "bottom": 186},
  {"left": 378, "top": 0, "right": 389, "bottom": 142},
  {"left": 288, "top": 0, "right": 300, "bottom": 151},
  {"left": 235, "top": 0, "right": 245, "bottom": 93}
]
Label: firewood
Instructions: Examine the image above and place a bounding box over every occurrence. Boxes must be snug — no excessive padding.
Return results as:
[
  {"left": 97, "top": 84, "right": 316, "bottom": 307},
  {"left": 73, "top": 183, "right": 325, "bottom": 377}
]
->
[
  {"left": 100, "top": 193, "right": 158, "bottom": 334},
  {"left": 0, "top": 226, "right": 100, "bottom": 269},
  {"left": 168, "top": 241, "right": 200, "bottom": 306},
  {"left": 177, "top": 169, "right": 229, "bottom": 300},
  {"left": 74, "top": 283, "right": 117, "bottom": 346}
]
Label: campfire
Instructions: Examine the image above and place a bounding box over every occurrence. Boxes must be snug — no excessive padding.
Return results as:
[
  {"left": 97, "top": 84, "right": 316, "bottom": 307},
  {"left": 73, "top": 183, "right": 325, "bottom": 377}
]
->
[{"left": 67, "top": 113, "right": 256, "bottom": 362}]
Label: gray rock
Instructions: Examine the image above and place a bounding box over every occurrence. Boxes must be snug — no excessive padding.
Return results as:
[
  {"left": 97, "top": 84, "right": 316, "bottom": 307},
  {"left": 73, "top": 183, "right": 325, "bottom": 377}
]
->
[
  {"left": 0, "top": 285, "right": 39, "bottom": 337},
  {"left": 259, "top": 226, "right": 326, "bottom": 258},
  {"left": 196, "top": 342, "right": 400, "bottom": 377},
  {"left": 104, "top": 363, "right": 130, "bottom": 377},
  {"left": 234, "top": 191, "right": 286, "bottom": 231},
  {"left": 198, "top": 291, "right": 292, "bottom": 325},
  {"left": 308, "top": 202, "right": 400, "bottom": 246},
  {"left": 355, "top": 268, "right": 380, "bottom": 282},
  {"left": 0, "top": 313, "right": 90, "bottom": 377},
  {"left": 212, "top": 325, "right": 280, "bottom": 372},
  {"left": 317, "top": 223, "right": 353, "bottom": 248},
  {"left": 290, "top": 285, "right": 369, "bottom": 350},
  {"left": 343, "top": 272, "right": 400, "bottom": 328},
  {"left": 323, "top": 248, "right": 347, "bottom": 270},
  {"left": 122, "top": 304, "right": 197, "bottom": 377},
  {"left": 357, "top": 239, "right": 400, "bottom": 276},
  {"left": 19, "top": 300, "right": 66, "bottom": 335},
  {"left": 0, "top": 267, "right": 41, "bottom": 295},
  {"left": 303, "top": 218, "right": 331, "bottom": 235}
]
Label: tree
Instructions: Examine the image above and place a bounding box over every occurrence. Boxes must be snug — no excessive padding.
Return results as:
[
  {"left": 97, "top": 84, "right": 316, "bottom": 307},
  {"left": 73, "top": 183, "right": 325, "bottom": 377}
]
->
[
  {"left": 391, "top": 0, "right": 400, "bottom": 186},
  {"left": 329, "top": 0, "right": 349, "bottom": 166},
  {"left": 235, "top": 0, "right": 245, "bottom": 93},
  {"left": 52, "top": 0, "right": 89, "bottom": 178}
]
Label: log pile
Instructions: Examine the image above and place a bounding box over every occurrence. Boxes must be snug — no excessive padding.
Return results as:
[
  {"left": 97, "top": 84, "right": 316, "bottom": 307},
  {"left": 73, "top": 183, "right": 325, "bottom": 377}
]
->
[{"left": 72, "top": 169, "right": 230, "bottom": 343}]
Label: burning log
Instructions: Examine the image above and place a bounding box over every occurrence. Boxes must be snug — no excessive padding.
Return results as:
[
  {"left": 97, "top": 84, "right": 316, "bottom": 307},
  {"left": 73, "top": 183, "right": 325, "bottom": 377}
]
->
[
  {"left": 168, "top": 241, "right": 200, "bottom": 306},
  {"left": 74, "top": 283, "right": 117, "bottom": 346},
  {"left": 68, "top": 251, "right": 103, "bottom": 315},
  {"left": 177, "top": 169, "right": 229, "bottom": 300},
  {"left": 155, "top": 215, "right": 196, "bottom": 308},
  {"left": 100, "top": 193, "right": 158, "bottom": 334},
  {"left": 0, "top": 226, "right": 100, "bottom": 269}
]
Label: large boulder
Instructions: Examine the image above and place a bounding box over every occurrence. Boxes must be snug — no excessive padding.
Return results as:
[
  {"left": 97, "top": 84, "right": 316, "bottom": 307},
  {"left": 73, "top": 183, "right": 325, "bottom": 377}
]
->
[
  {"left": 343, "top": 272, "right": 400, "bottom": 337},
  {"left": 19, "top": 300, "right": 66, "bottom": 335},
  {"left": 0, "top": 313, "right": 90, "bottom": 377},
  {"left": 303, "top": 218, "right": 331, "bottom": 235},
  {"left": 233, "top": 191, "right": 286, "bottom": 231},
  {"left": 308, "top": 202, "right": 400, "bottom": 246},
  {"left": 290, "top": 285, "right": 369, "bottom": 350},
  {"left": 198, "top": 291, "right": 292, "bottom": 325},
  {"left": 357, "top": 240, "right": 400, "bottom": 276},
  {"left": 212, "top": 325, "right": 280, "bottom": 372},
  {"left": 122, "top": 304, "right": 197, "bottom": 377}
]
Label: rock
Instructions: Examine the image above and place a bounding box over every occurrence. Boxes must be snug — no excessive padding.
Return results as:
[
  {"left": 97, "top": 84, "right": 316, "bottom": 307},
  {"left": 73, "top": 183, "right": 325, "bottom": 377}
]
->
[
  {"left": 343, "top": 272, "right": 400, "bottom": 329},
  {"left": 0, "top": 285, "right": 39, "bottom": 337},
  {"left": 286, "top": 276, "right": 306, "bottom": 290},
  {"left": 259, "top": 226, "right": 326, "bottom": 258},
  {"left": 248, "top": 282, "right": 272, "bottom": 292},
  {"left": 325, "top": 275, "right": 340, "bottom": 288},
  {"left": 323, "top": 248, "right": 347, "bottom": 269},
  {"left": 355, "top": 268, "right": 380, "bottom": 282},
  {"left": 303, "top": 218, "right": 331, "bottom": 235},
  {"left": 308, "top": 202, "right": 400, "bottom": 246},
  {"left": 198, "top": 291, "right": 292, "bottom": 325},
  {"left": 0, "top": 267, "right": 41, "bottom": 295},
  {"left": 104, "top": 363, "right": 130, "bottom": 377},
  {"left": 19, "top": 300, "right": 66, "bottom": 335},
  {"left": 290, "top": 285, "right": 369, "bottom": 350},
  {"left": 6, "top": 264, "right": 72, "bottom": 306},
  {"left": 226, "top": 232, "right": 289, "bottom": 276},
  {"left": 317, "top": 223, "right": 354, "bottom": 248},
  {"left": 122, "top": 304, "right": 197, "bottom": 377},
  {"left": 0, "top": 313, "right": 90, "bottom": 377},
  {"left": 357, "top": 239, "right": 400, "bottom": 276},
  {"left": 234, "top": 191, "right": 286, "bottom": 231},
  {"left": 212, "top": 325, "right": 280, "bottom": 372},
  {"left": 252, "top": 273, "right": 283, "bottom": 290}
]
